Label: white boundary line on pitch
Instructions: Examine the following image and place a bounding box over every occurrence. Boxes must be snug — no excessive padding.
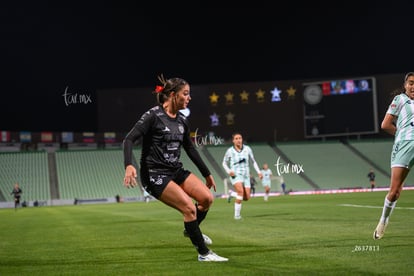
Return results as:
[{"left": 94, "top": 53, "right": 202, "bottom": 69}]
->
[
  {"left": 220, "top": 186, "right": 414, "bottom": 199},
  {"left": 338, "top": 204, "right": 414, "bottom": 210}
]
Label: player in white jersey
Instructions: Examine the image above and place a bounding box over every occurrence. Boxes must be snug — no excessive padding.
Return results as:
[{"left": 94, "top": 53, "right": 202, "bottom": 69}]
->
[
  {"left": 373, "top": 72, "right": 414, "bottom": 240},
  {"left": 222, "top": 132, "right": 262, "bottom": 219},
  {"left": 260, "top": 163, "right": 273, "bottom": 201}
]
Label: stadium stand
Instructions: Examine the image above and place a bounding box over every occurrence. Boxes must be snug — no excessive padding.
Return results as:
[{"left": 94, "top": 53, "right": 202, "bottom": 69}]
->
[
  {"left": 0, "top": 151, "right": 50, "bottom": 202},
  {"left": 250, "top": 143, "right": 314, "bottom": 192},
  {"left": 2, "top": 138, "right": 411, "bottom": 206},
  {"left": 55, "top": 149, "right": 139, "bottom": 200},
  {"left": 348, "top": 139, "right": 414, "bottom": 186},
  {"left": 275, "top": 140, "right": 394, "bottom": 190}
]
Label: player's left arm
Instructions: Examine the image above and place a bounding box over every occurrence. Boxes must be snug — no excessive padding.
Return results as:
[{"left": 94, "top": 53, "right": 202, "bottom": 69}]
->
[{"left": 249, "top": 147, "right": 263, "bottom": 179}]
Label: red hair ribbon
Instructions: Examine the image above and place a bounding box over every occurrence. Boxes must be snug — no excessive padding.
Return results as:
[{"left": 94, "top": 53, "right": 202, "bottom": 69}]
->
[{"left": 154, "top": 85, "right": 164, "bottom": 93}]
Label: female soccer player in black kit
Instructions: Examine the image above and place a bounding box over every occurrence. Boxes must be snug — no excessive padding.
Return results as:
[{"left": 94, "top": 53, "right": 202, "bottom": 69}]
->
[
  {"left": 11, "top": 183, "right": 22, "bottom": 210},
  {"left": 123, "top": 75, "right": 228, "bottom": 262}
]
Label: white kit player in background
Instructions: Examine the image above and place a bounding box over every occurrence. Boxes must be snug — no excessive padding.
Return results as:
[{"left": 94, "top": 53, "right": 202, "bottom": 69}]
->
[
  {"left": 223, "top": 132, "right": 262, "bottom": 219},
  {"left": 260, "top": 163, "right": 273, "bottom": 201}
]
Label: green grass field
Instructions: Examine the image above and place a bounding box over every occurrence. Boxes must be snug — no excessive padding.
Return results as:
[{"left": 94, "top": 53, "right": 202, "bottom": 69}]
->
[{"left": 1, "top": 190, "right": 413, "bottom": 275}]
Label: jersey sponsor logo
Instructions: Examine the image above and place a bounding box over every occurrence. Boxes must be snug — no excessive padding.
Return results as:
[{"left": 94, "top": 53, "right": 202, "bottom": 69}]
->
[
  {"left": 234, "top": 158, "right": 246, "bottom": 165},
  {"left": 164, "top": 133, "right": 183, "bottom": 142},
  {"left": 166, "top": 141, "right": 179, "bottom": 151},
  {"left": 150, "top": 175, "right": 165, "bottom": 186}
]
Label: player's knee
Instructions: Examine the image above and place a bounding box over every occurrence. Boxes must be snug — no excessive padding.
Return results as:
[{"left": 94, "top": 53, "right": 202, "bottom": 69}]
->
[
  {"left": 197, "top": 195, "right": 213, "bottom": 210},
  {"left": 182, "top": 202, "right": 197, "bottom": 218}
]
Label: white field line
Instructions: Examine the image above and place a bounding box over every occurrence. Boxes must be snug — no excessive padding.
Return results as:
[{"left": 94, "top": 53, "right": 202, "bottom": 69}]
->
[{"left": 338, "top": 204, "right": 414, "bottom": 210}]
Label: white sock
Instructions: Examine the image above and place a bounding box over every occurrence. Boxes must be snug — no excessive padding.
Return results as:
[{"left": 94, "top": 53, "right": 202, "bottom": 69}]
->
[
  {"left": 380, "top": 197, "right": 397, "bottom": 224},
  {"left": 235, "top": 202, "right": 242, "bottom": 217},
  {"left": 230, "top": 191, "right": 238, "bottom": 197}
]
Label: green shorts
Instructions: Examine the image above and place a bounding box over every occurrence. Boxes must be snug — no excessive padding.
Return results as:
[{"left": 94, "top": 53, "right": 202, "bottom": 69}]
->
[{"left": 391, "top": 140, "right": 414, "bottom": 169}]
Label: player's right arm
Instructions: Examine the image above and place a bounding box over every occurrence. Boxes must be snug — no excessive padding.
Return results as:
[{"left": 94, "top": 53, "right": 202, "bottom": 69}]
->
[
  {"left": 222, "top": 149, "right": 234, "bottom": 177},
  {"left": 122, "top": 110, "right": 153, "bottom": 188}
]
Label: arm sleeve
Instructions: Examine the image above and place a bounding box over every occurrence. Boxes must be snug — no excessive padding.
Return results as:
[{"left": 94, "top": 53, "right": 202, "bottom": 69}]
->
[
  {"left": 387, "top": 95, "right": 402, "bottom": 116},
  {"left": 123, "top": 127, "right": 142, "bottom": 168},
  {"left": 222, "top": 150, "right": 231, "bottom": 174},
  {"left": 182, "top": 130, "right": 211, "bottom": 177},
  {"left": 249, "top": 147, "right": 261, "bottom": 174},
  {"left": 123, "top": 110, "right": 153, "bottom": 168}
]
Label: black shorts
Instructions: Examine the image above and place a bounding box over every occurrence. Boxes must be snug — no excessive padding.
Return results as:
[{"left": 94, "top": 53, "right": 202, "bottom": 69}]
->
[
  {"left": 140, "top": 166, "right": 191, "bottom": 199},
  {"left": 15, "top": 197, "right": 20, "bottom": 204}
]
